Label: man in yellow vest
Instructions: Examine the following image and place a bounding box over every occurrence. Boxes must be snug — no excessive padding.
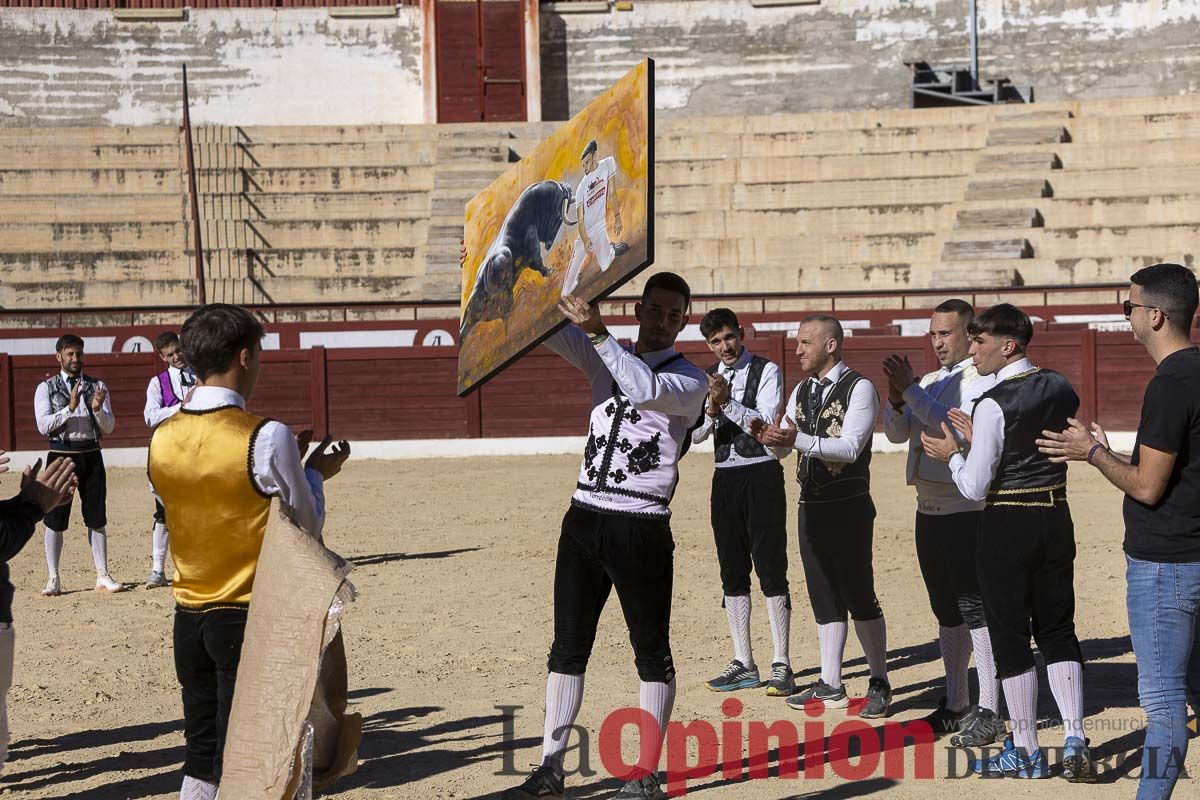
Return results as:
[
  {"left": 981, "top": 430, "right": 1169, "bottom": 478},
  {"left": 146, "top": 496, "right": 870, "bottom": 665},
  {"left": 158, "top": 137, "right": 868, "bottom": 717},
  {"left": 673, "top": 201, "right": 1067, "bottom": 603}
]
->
[{"left": 149, "top": 304, "right": 350, "bottom": 800}]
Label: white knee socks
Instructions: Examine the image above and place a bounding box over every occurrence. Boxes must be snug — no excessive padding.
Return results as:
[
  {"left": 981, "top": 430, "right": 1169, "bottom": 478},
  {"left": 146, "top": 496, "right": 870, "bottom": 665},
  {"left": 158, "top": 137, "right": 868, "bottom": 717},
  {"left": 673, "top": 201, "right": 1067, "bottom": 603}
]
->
[
  {"left": 1003, "top": 666, "right": 1040, "bottom": 757},
  {"left": 969, "top": 626, "right": 1001, "bottom": 713},
  {"left": 724, "top": 595, "right": 754, "bottom": 668},
  {"left": 179, "top": 776, "right": 218, "bottom": 800},
  {"left": 151, "top": 522, "right": 169, "bottom": 574},
  {"left": 640, "top": 678, "right": 676, "bottom": 771},
  {"left": 44, "top": 528, "right": 64, "bottom": 577},
  {"left": 542, "top": 672, "right": 585, "bottom": 771},
  {"left": 1047, "top": 660, "right": 1085, "bottom": 744},
  {"left": 88, "top": 527, "right": 109, "bottom": 576},
  {"left": 940, "top": 624, "right": 972, "bottom": 712},
  {"left": 817, "top": 621, "right": 848, "bottom": 688},
  {"left": 765, "top": 595, "right": 791, "bottom": 666}
]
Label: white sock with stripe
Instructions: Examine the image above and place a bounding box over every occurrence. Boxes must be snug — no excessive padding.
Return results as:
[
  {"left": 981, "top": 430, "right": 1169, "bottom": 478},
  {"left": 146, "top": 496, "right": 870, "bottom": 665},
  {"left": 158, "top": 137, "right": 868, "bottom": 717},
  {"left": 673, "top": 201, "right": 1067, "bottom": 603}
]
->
[
  {"left": 940, "top": 624, "right": 972, "bottom": 712},
  {"left": 724, "top": 595, "right": 754, "bottom": 669},
  {"left": 765, "top": 595, "right": 791, "bottom": 666},
  {"left": 1002, "top": 666, "right": 1040, "bottom": 758},
  {"left": 818, "top": 621, "right": 848, "bottom": 688},
  {"left": 1047, "top": 660, "right": 1085, "bottom": 744},
  {"left": 853, "top": 616, "right": 889, "bottom": 682},
  {"left": 970, "top": 626, "right": 1001, "bottom": 713},
  {"left": 541, "top": 672, "right": 584, "bottom": 772}
]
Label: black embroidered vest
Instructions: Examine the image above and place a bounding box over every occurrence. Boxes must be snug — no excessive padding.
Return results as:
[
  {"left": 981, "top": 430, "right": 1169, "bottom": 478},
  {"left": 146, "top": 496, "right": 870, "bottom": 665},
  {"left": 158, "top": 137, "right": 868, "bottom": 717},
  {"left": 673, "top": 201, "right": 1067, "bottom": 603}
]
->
[
  {"left": 977, "top": 367, "right": 1078, "bottom": 500},
  {"left": 45, "top": 373, "right": 102, "bottom": 449},
  {"left": 795, "top": 368, "right": 872, "bottom": 503},
  {"left": 708, "top": 356, "right": 771, "bottom": 464}
]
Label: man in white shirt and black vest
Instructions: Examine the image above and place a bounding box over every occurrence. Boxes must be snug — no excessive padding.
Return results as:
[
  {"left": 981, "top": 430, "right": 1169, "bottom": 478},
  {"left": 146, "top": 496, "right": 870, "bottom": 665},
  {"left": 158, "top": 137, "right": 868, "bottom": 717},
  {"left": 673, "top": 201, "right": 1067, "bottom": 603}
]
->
[
  {"left": 690, "top": 308, "right": 794, "bottom": 697},
  {"left": 753, "top": 315, "right": 891, "bottom": 718},
  {"left": 501, "top": 273, "right": 707, "bottom": 800},
  {"left": 922, "top": 303, "right": 1093, "bottom": 782},
  {"left": 33, "top": 334, "right": 124, "bottom": 596},
  {"left": 142, "top": 331, "right": 198, "bottom": 589},
  {"left": 881, "top": 299, "right": 1003, "bottom": 745}
]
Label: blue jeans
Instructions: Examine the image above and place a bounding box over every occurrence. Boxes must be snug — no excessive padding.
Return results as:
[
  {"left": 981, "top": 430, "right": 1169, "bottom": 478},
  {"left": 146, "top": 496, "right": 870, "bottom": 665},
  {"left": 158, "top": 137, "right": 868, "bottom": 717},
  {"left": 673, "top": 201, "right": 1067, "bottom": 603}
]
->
[{"left": 1127, "top": 554, "right": 1200, "bottom": 800}]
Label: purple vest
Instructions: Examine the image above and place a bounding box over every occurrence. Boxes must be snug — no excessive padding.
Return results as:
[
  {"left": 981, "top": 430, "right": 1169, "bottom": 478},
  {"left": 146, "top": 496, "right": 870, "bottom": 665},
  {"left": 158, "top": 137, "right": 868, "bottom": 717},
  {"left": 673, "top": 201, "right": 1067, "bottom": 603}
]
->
[{"left": 157, "top": 370, "right": 181, "bottom": 408}]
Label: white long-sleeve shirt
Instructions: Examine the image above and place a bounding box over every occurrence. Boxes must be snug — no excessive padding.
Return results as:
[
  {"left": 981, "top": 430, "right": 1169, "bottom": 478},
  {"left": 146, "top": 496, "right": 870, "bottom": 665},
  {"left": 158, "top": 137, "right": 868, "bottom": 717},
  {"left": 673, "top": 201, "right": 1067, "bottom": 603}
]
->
[
  {"left": 691, "top": 348, "right": 783, "bottom": 468},
  {"left": 883, "top": 356, "right": 994, "bottom": 515},
  {"left": 144, "top": 366, "right": 197, "bottom": 428},
  {"left": 948, "top": 357, "right": 1034, "bottom": 502},
  {"left": 34, "top": 371, "right": 116, "bottom": 444},
  {"left": 183, "top": 386, "right": 327, "bottom": 537},
  {"left": 774, "top": 360, "right": 879, "bottom": 463}
]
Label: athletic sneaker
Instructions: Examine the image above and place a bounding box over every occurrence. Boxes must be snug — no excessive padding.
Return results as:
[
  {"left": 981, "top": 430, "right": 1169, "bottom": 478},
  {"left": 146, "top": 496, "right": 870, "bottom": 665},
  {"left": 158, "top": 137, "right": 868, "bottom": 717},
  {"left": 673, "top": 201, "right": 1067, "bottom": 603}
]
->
[
  {"left": 706, "top": 659, "right": 761, "bottom": 692},
  {"left": 500, "top": 764, "right": 564, "bottom": 800},
  {"left": 145, "top": 571, "right": 169, "bottom": 589},
  {"left": 41, "top": 575, "right": 61, "bottom": 597},
  {"left": 786, "top": 679, "right": 849, "bottom": 710},
  {"left": 973, "top": 737, "right": 1049, "bottom": 779},
  {"left": 1061, "top": 736, "right": 1096, "bottom": 783},
  {"left": 951, "top": 706, "right": 1006, "bottom": 747},
  {"left": 95, "top": 573, "right": 126, "bottom": 593},
  {"left": 765, "top": 662, "right": 796, "bottom": 697},
  {"left": 921, "top": 697, "right": 970, "bottom": 734},
  {"left": 858, "top": 677, "right": 892, "bottom": 719},
  {"left": 612, "top": 771, "right": 666, "bottom": 800}
]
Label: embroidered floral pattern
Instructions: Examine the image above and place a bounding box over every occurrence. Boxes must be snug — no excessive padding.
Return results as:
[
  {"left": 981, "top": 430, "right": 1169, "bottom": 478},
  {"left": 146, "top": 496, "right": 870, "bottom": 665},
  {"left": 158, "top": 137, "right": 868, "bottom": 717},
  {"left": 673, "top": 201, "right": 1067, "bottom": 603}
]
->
[{"left": 627, "top": 432, "right": 662, "bottom": 475}]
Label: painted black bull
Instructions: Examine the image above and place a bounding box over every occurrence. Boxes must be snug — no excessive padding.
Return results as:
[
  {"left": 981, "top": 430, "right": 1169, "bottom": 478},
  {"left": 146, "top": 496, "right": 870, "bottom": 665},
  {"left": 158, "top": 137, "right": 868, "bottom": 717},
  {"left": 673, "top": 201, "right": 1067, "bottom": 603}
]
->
[{"left": 460, "top": 179, "right": 574, "bottom": 339}]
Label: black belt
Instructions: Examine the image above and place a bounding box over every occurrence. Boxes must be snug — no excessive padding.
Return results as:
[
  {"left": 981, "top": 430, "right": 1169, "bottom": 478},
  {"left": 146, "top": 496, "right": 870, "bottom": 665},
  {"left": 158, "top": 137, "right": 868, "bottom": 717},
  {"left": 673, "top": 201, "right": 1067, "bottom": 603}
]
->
[
  {"left": 48, "top": 439, "right": 99, "bottom": 453},
  {"left": 986, "top": 482, "right": 1067, "bottom": 508}
]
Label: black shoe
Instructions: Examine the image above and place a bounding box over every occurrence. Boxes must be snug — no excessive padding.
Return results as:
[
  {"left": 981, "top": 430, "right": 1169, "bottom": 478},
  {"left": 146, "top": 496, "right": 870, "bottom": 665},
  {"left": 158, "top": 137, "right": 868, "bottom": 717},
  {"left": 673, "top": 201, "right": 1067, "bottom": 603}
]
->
[
  {"left": 612, "top": 771, "right": 665, "bottom": 799},
  {"left": 786, "top": 679, "right": 849, "bottom": 710},
  {"left": 920, "top": 696, "right": 970, "bottom": 735},
  {"left": 859, "top": 677, "right": 892, "bottom": 719},
  {"left": 706, "top": 659, "right": 762, "bottom": 692},
  {"left": 501, "top": 764, "right": 565, "bottom": 800},
  {"left": 612, "top": 242, "right": 629, "bottom": 257},
  {"left": 950, "top": 705, "right": 1006, "bottom": 747}
]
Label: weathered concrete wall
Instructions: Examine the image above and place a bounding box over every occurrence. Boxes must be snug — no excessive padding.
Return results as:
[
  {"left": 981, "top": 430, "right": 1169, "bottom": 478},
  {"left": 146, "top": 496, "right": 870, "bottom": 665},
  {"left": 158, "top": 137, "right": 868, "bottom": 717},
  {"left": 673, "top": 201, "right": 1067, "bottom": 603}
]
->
[
  {"left": 0, "top": 9, "right": 424, "bottom": 127},
  {"left": 540, "top": 0, "right": 1200, "bottom": 119}
]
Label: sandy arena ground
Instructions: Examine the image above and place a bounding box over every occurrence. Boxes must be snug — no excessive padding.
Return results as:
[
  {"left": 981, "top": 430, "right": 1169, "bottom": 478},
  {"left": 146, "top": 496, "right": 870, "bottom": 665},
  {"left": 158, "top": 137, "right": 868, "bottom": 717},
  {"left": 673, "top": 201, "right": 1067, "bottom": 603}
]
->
[{"left": 0, "top": 452, "right": 1176, "bottom": 799}]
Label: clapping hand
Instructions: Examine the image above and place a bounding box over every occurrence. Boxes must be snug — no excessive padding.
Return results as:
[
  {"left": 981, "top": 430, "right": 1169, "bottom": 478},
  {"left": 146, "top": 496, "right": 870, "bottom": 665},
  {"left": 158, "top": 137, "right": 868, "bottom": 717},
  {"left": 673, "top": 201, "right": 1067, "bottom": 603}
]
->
[
  {"left": 305, "top": 435, "right": 352, "bottom": 480},
  {"left": 19, "top": 457, "right": 77, "bottom": 513},
  {"left": 947, "top": 408, "right": 973, "bottom": 444},
  {"left": 751, "top": 410, "right": 798, "bottom": 448},
  {"left": 707, "top": 373, "right": 731, "bottom": 407},
  {"left": 920, "top": 422, "right": 961, "bottom": 463},
  {"left": 91, "top": 386, "right": 107, "bottom": 413},
  {"left": 1036, "top": 418, "right": 1101, "bottom": 463}
]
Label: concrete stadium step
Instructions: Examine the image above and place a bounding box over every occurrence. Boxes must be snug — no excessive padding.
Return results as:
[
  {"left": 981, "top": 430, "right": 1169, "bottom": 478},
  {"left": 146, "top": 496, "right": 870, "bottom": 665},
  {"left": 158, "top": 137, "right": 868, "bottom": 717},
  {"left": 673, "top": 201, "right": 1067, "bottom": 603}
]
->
[
  {"left": 955, "top": 207, "right": 1044, "bottom": 230},
  {"left": 941, "top": 238, "right": 1034, "bottom": 261},
  {"left": 433, "top": 167, "right": 515, "bottom": 192},
  {"left": 924, "top": 264, "right": 1023, "bottom": 289},
  {"left": 737, "top": 125, "right": 988, "bottom": 159},
  {"left": 193, "top": 140, "right": 436, "bottom": 170},
  {"left": 197, "top": 218, "right": 427, "bottom": 250},
  {"left": 0, "top": 168, "right": 182, "bottom": 195},
  {"left": 0, "top": 144, "right": 180, "bottom": 170},
  {"left": 0, "top": 194, "right": 185, "bottom": 223},
  {"left": 965, "top": 178, "right": 1054, "bottom": 201},
  {"left": 1052, "top": 166, "right": 1200, "bottom": 199},
  {"left": 976, "top": 152, "right": 1063, "bottom": 173},
  {"left": 1066, "top": 111, "right": 1200, "bottom": 144},
  {"left": 1074, "top": 95, "right": 1200, "bottom": 118},
  {"left": 0, "top": 278, "right": 196, "bottom": 308},
  {"left": 655, "top": 150, "right": 974, "bottom": 188},
  {"left": 730, "top": 176, "right": 966, "bottom": 211},
  {"left": 0, "top": 249, "right": 187, "bottom": 281},
  {"left": 664, "top": 203, "right": 955, "bottom": 239},
  {"left": 1037, "top": 194, "right": 1200, "bottom": 229},
  {"left": 194, "top": 165, "right": 434, "bottom": 193},
  {"left": 200, "top": 190, "right": 429, "bottom": 221},
  {"left": 1060, "top": 139, "right": 1200, "bottom": 171},
  {"left": 658, "top": 232, "right": 941, "bottom": 270},
  {"left": 195, "top": 246, "right": 426, "bottom": 279},
  {"left": 0, "top": 126, "right": 179, "bottom": 147},
  {"left": 1033, "top": 223, "right": 1200, "bottom": 258},
  {"left": 207, "top": 125, "right": 443, "bottom": 145},
  {"left": 207, "top": 273, "right": 445, "bottom": 304},
  {"left": 985, "top": 126, "right": 1071, "bottom": 147},
  {"left": 0, "top": 221, "right": 184, "bottom": 253},
  {"left": 433, "top": 143, "right": 515, "bottom": 163}
]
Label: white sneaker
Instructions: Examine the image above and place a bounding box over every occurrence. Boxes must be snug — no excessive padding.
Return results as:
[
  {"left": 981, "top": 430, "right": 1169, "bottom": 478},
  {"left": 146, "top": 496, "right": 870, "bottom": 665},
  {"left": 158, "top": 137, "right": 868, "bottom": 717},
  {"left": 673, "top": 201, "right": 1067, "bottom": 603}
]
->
[
  {"left": 95, "top": 573, "right": 126, "bottom": 593},
  {"left": 41, "top": 575, "right": 61, "bottom": 596}
]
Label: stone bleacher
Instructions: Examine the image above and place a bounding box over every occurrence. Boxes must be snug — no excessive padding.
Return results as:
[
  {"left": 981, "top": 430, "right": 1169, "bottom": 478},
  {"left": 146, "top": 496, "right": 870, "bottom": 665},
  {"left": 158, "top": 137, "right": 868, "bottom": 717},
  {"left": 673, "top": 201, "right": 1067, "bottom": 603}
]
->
[{"left": 1, "top": 95, "right": 1197, "bottom": 313}]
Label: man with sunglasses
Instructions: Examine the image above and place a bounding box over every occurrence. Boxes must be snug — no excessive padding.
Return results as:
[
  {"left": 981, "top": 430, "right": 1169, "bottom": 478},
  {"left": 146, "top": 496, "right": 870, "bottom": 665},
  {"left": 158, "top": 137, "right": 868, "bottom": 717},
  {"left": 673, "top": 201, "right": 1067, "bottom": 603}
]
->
[{"left": 1039, "top": 263, "right": 1200, "bottom": 799}]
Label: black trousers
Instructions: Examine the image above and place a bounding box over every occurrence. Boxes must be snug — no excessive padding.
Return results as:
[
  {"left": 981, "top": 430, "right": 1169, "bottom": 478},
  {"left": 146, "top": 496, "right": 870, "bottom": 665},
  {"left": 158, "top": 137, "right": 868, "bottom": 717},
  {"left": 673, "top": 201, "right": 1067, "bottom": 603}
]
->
[
  {"left": 976, "top": 502, "right": 1082, "bottom": 679},
  {"left": 711, "top": 460, "right": 789, "bottom": 599},
  {"left": 43, "top": 450, "right": 106, "bottom": 531},
  {"left": 797, "top": 497, "right": 883, "bottom": 625},
  {"left": 915, "top": 510, "right": 986, "bottom": 629},
  {"left": 173, "top": 606, "right": 248, "bottom": 783},
  {"left": 547, "top": 504, "right": 676, "bottom": 683}
]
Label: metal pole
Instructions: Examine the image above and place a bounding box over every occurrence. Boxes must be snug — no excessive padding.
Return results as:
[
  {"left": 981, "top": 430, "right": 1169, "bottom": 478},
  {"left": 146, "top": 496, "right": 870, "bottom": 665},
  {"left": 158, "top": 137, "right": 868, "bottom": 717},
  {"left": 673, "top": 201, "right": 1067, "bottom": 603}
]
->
[
  {"left": 182, "top": 63, "right": 207, "bottom": 306},
  {"left": 968, "top": 0, "right": 979, "bottom": 89}
]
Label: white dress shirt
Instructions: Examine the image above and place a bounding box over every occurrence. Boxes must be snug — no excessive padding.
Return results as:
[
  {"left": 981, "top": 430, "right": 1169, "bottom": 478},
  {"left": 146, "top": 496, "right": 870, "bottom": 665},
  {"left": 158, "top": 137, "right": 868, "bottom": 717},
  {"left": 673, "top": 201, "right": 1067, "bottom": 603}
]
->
[
  {"left": 883, "top": 356, "right": 994, "bottom": 515},
  {"left": 182, "top": 386, "right": 327, "bottom": 537},
  {"left": 775, "top": 360, "right": 879, "bottom": 462},
  {"left": 144, "top": 365, "right": 197, "bottom": 428},
  {"left": 691, "top": 348, "right": 783, "bottom": 468},
  {"left": 948, "top": 357, "right": 1034, "bottom": 502},
  {"left": 34, "top": 371, "right": 116, "bottom": 443},
  {"left": 545, "top": 326, "right": 707, "bottom": 517}
]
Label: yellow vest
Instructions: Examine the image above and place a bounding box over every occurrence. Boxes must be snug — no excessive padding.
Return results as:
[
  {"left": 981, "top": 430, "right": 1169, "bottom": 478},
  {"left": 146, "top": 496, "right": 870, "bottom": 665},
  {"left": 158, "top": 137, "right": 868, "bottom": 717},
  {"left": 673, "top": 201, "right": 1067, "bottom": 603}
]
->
[{"left": 148, "top": 406, "right": 272, "bottom": 609}]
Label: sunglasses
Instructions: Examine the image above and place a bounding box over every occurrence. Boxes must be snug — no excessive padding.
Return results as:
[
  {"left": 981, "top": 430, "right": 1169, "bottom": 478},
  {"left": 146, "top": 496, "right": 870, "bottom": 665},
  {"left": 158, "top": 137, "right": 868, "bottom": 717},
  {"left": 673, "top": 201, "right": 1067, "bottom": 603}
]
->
[{"left": 1123, "top": 300, "right": 1165, "bottom": 319}]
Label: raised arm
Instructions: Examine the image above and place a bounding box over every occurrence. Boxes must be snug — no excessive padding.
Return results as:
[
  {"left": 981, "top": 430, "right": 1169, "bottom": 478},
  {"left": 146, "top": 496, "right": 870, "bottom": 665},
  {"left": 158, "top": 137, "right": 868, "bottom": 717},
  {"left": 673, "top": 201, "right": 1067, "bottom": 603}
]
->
[{"left": 594, "top": 337, "right": 706, "bottom": 415}]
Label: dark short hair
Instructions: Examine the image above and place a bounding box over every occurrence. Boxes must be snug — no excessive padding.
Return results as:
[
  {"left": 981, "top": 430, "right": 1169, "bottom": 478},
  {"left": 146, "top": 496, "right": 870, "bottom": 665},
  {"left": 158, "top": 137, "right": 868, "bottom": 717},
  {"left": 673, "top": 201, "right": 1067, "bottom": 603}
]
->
[
  {"left": 642, "top": 272, "right": 691, "bottom": 310},
  {"left": 699, "top": 308, "right": 741, "bottom": 339},
  {"left": 800, "top": 313, "right": 844, "bottom": 346},
  {"left": 933, "top": 298, "right": 974, "bottom": 322},
  {"left": 1130, "top": 263, "right": 1198, "bottom": 333},
  {"left": 154, "top": 331, "right": 180, "bottom": 352},
  {"left": 967, "top": 303, "right": 1033, "bottom": 348},
  {"left": 181, "top": 304, "right": 264, "bottom": 380},
  {"left": 55, "top": 334, "right": 84, "bottom": 353},
  {"left": 581, "top": 140, "right": 598, "bottom": 160}
]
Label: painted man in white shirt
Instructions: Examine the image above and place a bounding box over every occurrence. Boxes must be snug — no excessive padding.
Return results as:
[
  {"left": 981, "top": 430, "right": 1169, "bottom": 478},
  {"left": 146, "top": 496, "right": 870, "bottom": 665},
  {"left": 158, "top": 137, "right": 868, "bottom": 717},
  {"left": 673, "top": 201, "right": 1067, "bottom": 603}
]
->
[
  {"left": 922, "top": 303, "right": 1092, "bottom": 782},
  {"left": 881, "top": 299, "right": 1003, "bottom": 745},
  {"left": 33, "top": 333, "right": 123, "bottom": 596},
  {"left": 560, "top": 140, "right": 629, "bottom": 297},
  {"left": 142, "top": 331, "right": 198, "bottom": 590},
  {"left": 501, "top": 273, "right": 707, "bottom": 800},
  {"left": 690, "top": 308, "right": 795, "bottom": 697},
  {"left": 752, "top": 315, "right": 892, "bottom": 719}
]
